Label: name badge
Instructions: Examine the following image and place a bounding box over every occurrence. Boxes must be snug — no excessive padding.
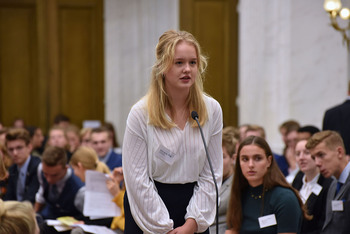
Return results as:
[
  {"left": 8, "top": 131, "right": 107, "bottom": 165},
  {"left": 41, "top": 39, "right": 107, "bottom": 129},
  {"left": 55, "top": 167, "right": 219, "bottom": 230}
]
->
[
  {"left": 156, "top": 145, "right": 176, "bottom": 165},
  {"left": 332, "top": 200, "right": 344, "bottom": 211},
  {"left": 312, "top": 184, "right": 323, "bottom": 196},
  {"left": 258, "top": 214, "right": 277, "bottom": 228}
]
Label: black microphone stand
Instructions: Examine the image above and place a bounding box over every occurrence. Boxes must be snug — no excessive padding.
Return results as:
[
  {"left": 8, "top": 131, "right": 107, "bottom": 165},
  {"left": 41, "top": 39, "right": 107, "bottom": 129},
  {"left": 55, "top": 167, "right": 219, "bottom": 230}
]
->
[{"left": 191, "top": 111, "right": 219, "bottom": 234}]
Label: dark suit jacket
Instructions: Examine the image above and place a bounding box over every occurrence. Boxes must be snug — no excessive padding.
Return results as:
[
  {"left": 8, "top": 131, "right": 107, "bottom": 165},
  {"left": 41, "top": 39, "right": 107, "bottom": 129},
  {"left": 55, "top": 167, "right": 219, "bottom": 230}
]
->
[
  {"left": 292, "top": 171, "right": 333, "bottom": 234},
  {"left": 4, "top": 155, "right": 41, "bottom": 204},
  {"left": 322, "top": 172, "right": 350, "bottom": 234},
  {"left": 106, "top": 150, "right": 122, "bottom": 171},
  {"left": 323, "top": 99, "right": 350, "bottom": 154}
]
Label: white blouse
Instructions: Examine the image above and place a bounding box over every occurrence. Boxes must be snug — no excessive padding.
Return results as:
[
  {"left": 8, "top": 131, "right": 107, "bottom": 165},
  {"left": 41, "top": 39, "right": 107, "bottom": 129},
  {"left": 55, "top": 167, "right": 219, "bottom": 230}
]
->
[
  {"left": 299, "top": 173, "right": 321, "bottom": 203},
  {"left": 122, "top": 95, "right": 223, "bottom": 233}
]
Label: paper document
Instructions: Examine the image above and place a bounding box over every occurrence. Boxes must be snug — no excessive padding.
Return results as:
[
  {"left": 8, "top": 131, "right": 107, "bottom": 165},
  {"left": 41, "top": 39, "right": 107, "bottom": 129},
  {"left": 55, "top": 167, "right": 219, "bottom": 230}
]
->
[
  {"left": 46, "top": 219, "right": 116, "bottom": 233},
  {"left": 83, "top": 170, "right": 121, "bottom": 218},
  {"left": 73, "top": 224, "right": 116, "bottom": 234}
]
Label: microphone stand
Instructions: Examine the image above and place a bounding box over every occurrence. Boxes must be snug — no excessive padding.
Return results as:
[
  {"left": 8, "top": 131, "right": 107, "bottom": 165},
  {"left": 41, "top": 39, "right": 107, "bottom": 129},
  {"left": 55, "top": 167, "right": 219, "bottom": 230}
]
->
[{"left": 191, "top": 111, "right": 219, "bottom": 234}]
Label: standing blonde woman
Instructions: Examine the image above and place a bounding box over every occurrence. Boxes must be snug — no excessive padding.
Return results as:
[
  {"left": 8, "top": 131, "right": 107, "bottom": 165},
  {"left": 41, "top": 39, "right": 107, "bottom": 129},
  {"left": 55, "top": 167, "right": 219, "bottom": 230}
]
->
[
  {"left": 226, "top": 136, "right": 308, "bottom": 234},
  {"left": 123, "top": 30, "right": 223, "bottom": 234}
]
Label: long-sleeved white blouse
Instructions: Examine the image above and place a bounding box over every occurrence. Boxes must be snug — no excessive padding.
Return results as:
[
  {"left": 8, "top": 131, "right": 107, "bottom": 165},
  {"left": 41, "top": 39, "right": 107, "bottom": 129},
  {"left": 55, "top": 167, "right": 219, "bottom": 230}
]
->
[{"left": 122, "top": 95, "right": 223, "bottom": 233}]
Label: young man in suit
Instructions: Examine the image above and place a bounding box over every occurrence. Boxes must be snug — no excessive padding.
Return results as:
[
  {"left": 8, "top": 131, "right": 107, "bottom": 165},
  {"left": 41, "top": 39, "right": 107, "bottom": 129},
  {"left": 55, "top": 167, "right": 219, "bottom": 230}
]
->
[
  {"left": 4, "top": 128, "right": 41, "bottom": 204},
  {"left": 307, "top": 130, "right": 350, "bottom": 234},
  {"left": 91, "top": 127, "right": 122, "bottom": 171},
  {"left": 34, "top": 146, "right": 84, "bottom": 220}
]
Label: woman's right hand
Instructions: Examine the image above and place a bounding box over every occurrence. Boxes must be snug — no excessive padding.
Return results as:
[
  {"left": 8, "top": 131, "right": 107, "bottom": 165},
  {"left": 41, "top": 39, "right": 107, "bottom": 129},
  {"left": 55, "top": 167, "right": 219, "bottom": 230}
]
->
[{"left": 225, "top": 229, "right": 238, "bottom": 234}]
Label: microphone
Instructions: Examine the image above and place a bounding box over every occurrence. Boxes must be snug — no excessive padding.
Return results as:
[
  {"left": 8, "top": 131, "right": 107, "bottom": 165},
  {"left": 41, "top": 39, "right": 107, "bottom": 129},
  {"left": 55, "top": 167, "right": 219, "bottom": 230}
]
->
[{"left": 191, "top": 111, "right": 219, "bottom": 234}]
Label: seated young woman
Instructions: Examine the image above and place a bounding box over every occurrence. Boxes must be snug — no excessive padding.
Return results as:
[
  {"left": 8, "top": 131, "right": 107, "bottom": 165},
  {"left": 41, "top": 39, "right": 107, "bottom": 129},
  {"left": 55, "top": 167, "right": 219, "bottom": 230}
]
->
[{"left": 226, "top": 136, "right": 309, "bottom": 234}]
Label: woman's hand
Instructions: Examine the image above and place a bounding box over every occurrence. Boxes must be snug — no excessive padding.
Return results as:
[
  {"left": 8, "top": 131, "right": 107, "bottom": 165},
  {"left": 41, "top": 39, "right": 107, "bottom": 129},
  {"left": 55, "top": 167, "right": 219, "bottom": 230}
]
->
[
  {"left": 112, "top": 167, "right": 124, "bottom": 184},
  {"left": 106, "top": 178, "right": 120, "bottom": 197},
  {"left": 225, "top": 229, "right": 239, "bottom": 234},
  {"left": 106, "top": 167, "right": 124, "bottom": 196},
  {"left": 167, "top": 218, "right": 197, "bottom": 234}
]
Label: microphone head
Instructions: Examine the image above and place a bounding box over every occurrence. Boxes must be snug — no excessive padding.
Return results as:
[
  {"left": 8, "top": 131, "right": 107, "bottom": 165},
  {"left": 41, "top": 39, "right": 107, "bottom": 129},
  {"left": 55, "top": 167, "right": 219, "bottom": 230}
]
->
[{"left": 191, "top": 111, "right": 199, "bottom": 120}]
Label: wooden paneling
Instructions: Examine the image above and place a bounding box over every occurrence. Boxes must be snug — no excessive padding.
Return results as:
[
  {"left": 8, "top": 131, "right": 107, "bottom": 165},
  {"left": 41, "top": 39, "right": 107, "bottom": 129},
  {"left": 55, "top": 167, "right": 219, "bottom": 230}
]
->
[
  {"left": 56, "top": 0, "right": 104, "bottom": 126},
  {"left": 0, "top": 3, "right": 39, "bottom": 126},
  {"left": 180, "top": 0, "right": 239, "bottom": 127},
  {"left": 0, "top": 0, "right": 104, "bottom": 132}
]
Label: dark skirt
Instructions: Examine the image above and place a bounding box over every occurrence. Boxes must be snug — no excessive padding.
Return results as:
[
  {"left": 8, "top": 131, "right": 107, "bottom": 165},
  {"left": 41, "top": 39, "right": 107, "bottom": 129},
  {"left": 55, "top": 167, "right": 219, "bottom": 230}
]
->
[{"left": 124, "top": 181, "right": 209, "bottom": 234}]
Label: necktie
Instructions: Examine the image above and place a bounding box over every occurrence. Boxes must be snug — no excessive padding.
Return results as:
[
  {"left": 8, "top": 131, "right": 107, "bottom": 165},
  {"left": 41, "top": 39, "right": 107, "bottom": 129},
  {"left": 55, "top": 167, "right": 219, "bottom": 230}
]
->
[
  {"left": 16, "top": 172, "right": 25, "bottom": 201},
  {"left": 48, "top": 184, "right": 59, "bottom": 202},
  {"left": 335, "top": 181, "right": 343, "bottom": 196}
]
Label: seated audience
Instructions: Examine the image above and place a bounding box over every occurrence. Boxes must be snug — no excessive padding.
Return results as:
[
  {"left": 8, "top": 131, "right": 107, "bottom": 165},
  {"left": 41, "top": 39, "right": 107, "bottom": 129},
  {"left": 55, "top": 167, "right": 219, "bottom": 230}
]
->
[
  {"left": 4, "top": 128, "right": 41, "bottom": 204},
  {"left": 292, "top": 139, "right": 333, "bottom": 234},
  {"left": 226, "top": 136, "right": 308, "bottom": 234},
  {"left": 0, "top": 149, "right": 6, "bottom": 180},
  {"left": 277, "top": 120, "right": 300, "bottom": 177},
  {"left": 80, "top": 128, "right": 92, "bottom": 147},
  {"left": 26, "top": 126, "right": 45, "bottom": 157},
  {"left": 244, "top": 124, "right": 266, "bottom": 139},
  {"left": 48, "top": 126, "right": 72, "bottom": 161},
  {"left": 0, "top": 143, "right": 12, "bottom": 198},
  {"left": 297, "top": 125, "right": 320, "bottom": 141},
  {"left": 71, "top": 167, "right": 125, "bottom": 234},
  {"left": 66, "top": 124, "right": 81, "bottom": 154},
  {"left": 12, "top": 117, "right": 26, "bottom": 129},
  {"left": 307, "top": 131, "right": 350, "bottom": 234},
  {"left": 53, "top": 114, "right": 71, "bottom": 129},
  {"left": 69, "top": 146, "right": 110, "bottom": 182},
  {"left": 69, "top": 146, "right": 116, "bottom": 232},
  {"left": 90, "top": 127, "right": 122, "bottom": 171},
  {"left": 0, "top": 127, "right": 8, "bottom": 145},
  {"left": 209, "top": 126, "right": 237, "bottom": 234},
  {"left": 34, "top": 146, "right": 84, "bottom": 221},
  {"left": 238, "top": 124, "right": 250, "bottom": 143},
  {"left": 0, "top": 142, "right": 12, "bottom": 172},
  {"left": 290, "top": 125, "right": 321, "bottom": 184},
  {"left": 0, "top": 199, "right": 40, "bottom": 234},
  {"left": 103, "top": 122, "right": 120, "bottom": 150}
]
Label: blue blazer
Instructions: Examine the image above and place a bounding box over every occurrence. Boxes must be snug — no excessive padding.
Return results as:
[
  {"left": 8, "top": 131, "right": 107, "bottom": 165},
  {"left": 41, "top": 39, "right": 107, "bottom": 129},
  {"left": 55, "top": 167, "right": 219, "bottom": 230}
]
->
[
  {"left": 4, "top": 156, "right": 41, "bottom": 204},
  {"left": 106, "top": 150, "right": 122, "bottom": 171}
]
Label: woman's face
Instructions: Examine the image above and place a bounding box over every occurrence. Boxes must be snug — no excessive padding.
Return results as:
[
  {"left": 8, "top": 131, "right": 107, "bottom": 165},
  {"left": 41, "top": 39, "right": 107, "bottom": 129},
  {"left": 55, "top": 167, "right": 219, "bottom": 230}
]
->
[
  {"left": 67, "top": 131, "right": 80, "bottom": 152},
  {"left": 164, "top": 41, "right": 198, "bottom": 95},
  {"left": 295, "top": 140, "right": 318, "bottom": 174},
  {"left": 81, "top": 132, "right": 91, "bottom": 147},
  {"left": 239, "top": 144, "right": 271, "bottom": 187},
  {"left": 223, "top": 146, "right": 234, "bottom": 180}
]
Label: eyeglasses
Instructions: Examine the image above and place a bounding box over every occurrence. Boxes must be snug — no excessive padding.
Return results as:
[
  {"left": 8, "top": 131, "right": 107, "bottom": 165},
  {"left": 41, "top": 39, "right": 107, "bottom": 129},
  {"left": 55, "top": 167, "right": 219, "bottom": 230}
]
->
[{"left": 7, "top": 145, "right": 25, "bottom": 153}]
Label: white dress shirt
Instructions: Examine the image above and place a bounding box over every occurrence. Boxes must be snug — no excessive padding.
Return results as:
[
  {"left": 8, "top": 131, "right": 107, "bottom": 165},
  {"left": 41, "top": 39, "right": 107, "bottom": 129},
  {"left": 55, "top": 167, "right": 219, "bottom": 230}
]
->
[
  {"left": 299, "top": 173, "right": 320, "bottom": 204},
  {"left": 35, "top": 164, "right": 85, "bottom": 213}
]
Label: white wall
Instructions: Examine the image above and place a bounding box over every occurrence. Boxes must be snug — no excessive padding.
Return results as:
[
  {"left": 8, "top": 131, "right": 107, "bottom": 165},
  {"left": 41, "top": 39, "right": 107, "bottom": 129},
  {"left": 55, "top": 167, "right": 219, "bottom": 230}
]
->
[
  {"left": 238, "top": 0, "right": 348, "bottom": 154},
  {"left": 104, "top": 0, "right": 179, "bottom": 144}
]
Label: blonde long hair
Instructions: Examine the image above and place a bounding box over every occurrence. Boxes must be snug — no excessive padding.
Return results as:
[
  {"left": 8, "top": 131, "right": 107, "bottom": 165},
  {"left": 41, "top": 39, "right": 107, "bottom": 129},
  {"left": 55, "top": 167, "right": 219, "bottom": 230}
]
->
[
  {"left": 147, "top": 30, "right": 208, "bottom": 129},
  {"left": 0, "top": 200, "right": 38, "bottom": 234},
  {"left": 70, "top": 146, "right": 110, "bottom": 174}
]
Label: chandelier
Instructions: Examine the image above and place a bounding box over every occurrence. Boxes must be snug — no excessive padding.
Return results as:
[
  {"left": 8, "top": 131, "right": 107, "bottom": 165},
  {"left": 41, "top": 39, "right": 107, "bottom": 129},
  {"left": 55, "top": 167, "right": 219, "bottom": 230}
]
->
[{"left": 324, "top": 0, "right": 350, "bottom": 49}]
